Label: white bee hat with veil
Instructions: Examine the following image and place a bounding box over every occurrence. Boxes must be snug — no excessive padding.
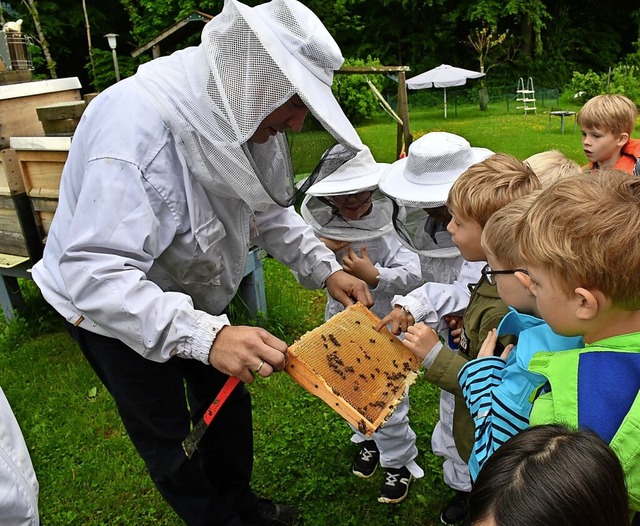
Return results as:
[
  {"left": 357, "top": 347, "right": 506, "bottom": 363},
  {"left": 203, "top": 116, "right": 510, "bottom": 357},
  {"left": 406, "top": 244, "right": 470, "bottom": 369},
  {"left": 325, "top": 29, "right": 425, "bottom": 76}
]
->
[
  {"left": 134, "top": 0, "right": 363, "bottom": 212},
  {"left": 378, "top": 132, "right": 493, "bottom": 258},
  {"left": 301, "top": 144, "right": 394, "bottom": 242}
]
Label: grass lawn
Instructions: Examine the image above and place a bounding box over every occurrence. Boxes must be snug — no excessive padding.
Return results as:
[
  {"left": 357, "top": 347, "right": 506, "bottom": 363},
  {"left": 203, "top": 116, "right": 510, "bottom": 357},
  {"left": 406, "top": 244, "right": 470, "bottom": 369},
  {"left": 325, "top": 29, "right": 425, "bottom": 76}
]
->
[
  {"left": 0, "top": 263, "right": 445, "bottom": 525},
  {"left": 290, "top": 96, "right": 592, "bottom": 175},
  {"left": 0, "top": 98, "right": 628, "bottom": 525}
]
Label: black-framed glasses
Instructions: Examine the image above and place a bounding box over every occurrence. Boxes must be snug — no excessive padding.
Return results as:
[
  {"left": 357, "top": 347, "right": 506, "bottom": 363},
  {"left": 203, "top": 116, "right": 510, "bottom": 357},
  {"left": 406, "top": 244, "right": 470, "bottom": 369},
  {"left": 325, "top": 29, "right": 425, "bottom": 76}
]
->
[
  {"left": 328, "top": 191, "right": 373, "bottom": 206},
  {"left": 481, "top": 264, "right": 529, "bottom": 286}
]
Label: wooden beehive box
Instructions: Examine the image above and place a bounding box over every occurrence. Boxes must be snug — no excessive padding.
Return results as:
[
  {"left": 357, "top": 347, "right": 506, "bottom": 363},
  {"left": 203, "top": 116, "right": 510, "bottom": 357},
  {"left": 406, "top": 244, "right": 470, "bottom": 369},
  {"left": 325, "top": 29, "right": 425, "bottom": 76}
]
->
[
  {"left": 36, "top": 100, "right": 86, "bottom": 136},
  {"left": 286, "top": 302, "right": 421, "bottom": 436},
  {"left": 0, "top": 77, "right": 81, "bottom": 149},
  {"left": 9, "top": 136, "right": 69, "bottom": 239},
  {"left": 0, "top": 147, "right": 34, "bottom": 257}
]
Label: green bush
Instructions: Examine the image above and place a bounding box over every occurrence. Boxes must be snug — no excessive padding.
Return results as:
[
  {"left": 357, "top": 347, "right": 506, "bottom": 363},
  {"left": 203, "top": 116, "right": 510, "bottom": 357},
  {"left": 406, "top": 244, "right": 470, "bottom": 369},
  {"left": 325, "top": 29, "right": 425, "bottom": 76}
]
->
[
  {"left": 566, "top": 70, "right": 605, "bottom": 103},
  {"left": 566, "top": 63, "right": 640, "bottom": 105},
  {"left": 331, "top": 57, "right": 387, "bottom": 123},
  {"left": 86, "top": 48, "right": 141, "bottom": 93}
]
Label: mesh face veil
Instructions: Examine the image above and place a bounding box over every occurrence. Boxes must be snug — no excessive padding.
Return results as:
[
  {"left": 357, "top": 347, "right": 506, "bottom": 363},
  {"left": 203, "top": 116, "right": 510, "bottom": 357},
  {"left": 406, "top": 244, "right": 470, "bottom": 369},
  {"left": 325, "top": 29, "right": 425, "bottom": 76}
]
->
[
  {"left": 301, "top": 144, "right": 394, "bottom": 242},
  {"left": 378, "top": 132, "right": 493, "bottom": 258},
  {"left": 134, "top": 0, "right": 362, "bottom": 212},
  {"left": 391, "top": 202, "right": 459, "bottom": 258}
]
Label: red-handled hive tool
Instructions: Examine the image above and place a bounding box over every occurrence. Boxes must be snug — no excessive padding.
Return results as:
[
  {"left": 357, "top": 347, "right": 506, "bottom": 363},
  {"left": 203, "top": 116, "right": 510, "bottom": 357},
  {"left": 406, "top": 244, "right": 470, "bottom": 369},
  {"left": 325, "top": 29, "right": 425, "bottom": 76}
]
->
[{"left": 182, "top": 376, "right": 241, "bottom": 459}]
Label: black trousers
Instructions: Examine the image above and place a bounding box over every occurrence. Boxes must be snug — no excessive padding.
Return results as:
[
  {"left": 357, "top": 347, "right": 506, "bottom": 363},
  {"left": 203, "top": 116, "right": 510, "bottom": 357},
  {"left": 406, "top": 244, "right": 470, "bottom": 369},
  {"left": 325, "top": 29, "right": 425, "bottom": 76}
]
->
[{"left": 67, "top": 323, "right": 259, "bottom": 525}]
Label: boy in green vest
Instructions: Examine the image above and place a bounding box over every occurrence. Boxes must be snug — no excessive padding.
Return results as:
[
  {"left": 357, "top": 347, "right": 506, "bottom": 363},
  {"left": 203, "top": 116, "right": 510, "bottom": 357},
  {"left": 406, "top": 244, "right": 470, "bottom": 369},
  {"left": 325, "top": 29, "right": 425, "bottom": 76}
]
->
[{"left": 516, "top": 169, "right": 640, "bottom": 518}]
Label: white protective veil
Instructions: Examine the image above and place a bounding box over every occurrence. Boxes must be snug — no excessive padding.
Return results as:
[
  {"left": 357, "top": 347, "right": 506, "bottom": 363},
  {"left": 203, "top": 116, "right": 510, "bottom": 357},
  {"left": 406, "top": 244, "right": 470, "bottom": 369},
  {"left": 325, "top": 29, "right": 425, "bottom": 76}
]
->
[
  {"left": 134, "top": 0, "right": 362, "bottom": 212},
  {"left": 301, "top": 144, "right": 394, "bottom": 242},
  {"left": 379, "top": 132, "right": 493, "bottom": 259}
]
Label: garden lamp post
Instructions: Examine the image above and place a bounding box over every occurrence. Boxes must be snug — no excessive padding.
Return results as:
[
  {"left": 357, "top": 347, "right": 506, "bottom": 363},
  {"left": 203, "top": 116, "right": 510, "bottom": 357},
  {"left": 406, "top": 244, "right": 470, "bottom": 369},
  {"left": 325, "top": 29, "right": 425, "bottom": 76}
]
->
[{"left": 104, "top": 33, "right": 120, "bottom": 82}]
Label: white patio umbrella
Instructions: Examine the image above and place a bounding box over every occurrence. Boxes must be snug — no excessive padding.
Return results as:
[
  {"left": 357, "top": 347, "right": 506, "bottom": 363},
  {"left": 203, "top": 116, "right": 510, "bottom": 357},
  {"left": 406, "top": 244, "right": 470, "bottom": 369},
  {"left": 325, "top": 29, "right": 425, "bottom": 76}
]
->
[{"left": 407, "top": 64, "right": 485, "bottom": 118}]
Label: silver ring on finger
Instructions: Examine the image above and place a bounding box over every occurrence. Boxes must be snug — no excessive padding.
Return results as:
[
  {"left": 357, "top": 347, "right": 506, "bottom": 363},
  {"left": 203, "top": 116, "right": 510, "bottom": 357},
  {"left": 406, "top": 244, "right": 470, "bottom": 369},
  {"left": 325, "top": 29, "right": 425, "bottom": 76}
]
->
[{"left": 255, "top": 360, "right": 265, "bottom": 374}]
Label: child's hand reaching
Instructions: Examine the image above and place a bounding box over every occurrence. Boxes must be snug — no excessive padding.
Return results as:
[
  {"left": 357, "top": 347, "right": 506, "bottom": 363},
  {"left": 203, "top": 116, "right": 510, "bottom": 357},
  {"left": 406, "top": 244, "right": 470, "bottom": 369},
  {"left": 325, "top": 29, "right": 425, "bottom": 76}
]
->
[
  {"left": 444, "top": 314, "right": 462, "bottom": 330},
  {"left": 402, "top": 322, "right": 440, "bottom": 361},
  {"left": 341, "top": 245, "right": 379, "bottom": 287},
  {"left": 478, "top": 328, "right": 514, "bottom": 360},
  {"left": 319, "top": 236, "right": 351, "bottom": 253},
  {"left": 375, "top": 305, "right": 414, "bottom": 335},
  {"left": 444, "top": 314, "right": 463, "bottom": 345}
]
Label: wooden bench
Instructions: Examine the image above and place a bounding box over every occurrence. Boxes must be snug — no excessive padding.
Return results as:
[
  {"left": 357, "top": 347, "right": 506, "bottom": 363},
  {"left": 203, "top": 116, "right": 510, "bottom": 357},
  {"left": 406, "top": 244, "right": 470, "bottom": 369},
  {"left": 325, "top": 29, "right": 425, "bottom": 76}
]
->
[{"left": 0, "top": 137, "right": 267, "bottom": 322}]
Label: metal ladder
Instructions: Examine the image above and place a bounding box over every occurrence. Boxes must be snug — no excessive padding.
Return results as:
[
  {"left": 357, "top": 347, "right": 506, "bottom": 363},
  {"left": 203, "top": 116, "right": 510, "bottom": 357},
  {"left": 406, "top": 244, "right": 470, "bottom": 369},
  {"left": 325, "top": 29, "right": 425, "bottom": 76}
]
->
[{"left": 516, "top": 77, "right": 536, "bottom": 114}]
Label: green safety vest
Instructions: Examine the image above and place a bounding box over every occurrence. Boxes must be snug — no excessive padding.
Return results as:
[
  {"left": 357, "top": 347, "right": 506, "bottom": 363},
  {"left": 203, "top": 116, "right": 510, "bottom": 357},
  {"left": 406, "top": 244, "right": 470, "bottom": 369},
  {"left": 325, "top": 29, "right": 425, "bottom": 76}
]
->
[{"left": 528, "top": 346, "right": 640, "bottom": 513}]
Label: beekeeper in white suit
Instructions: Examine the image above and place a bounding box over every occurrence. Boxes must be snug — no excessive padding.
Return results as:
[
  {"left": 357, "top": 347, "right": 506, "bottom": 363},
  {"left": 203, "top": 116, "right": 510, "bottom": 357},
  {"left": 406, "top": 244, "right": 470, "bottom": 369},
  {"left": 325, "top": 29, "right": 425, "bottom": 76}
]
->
[{"left": 32, "top": 0, "right": 372, "bottom": 523}]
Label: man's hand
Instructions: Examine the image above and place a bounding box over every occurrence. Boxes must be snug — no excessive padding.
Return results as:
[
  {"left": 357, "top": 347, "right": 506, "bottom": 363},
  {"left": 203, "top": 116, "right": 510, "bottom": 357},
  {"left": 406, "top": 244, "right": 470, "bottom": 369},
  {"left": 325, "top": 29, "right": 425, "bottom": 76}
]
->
[
  {"left": 478, "top": 328, "right": 514, "bottom": 360},
  {"left": 375, "top": 305, "right": 414, "bottom": 335},
  {"left": 325, "top": 270, "right": 374, "bottom": 308},
  {"left": 402, "top": 322, "right": 440, "bottom": 361},
  {"left": 341, "top": 246, "right": 379, "bottom": 287},
  {"left": 209, "top": 326, "right": 288, "bottom": 384}
]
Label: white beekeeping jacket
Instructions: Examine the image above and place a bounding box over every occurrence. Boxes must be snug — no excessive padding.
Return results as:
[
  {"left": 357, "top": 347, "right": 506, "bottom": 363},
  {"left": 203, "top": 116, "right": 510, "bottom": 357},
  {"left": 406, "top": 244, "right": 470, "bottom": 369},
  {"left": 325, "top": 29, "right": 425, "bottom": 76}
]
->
[{"left": 0, "top": 388, "right": 38, "bottom": 526}]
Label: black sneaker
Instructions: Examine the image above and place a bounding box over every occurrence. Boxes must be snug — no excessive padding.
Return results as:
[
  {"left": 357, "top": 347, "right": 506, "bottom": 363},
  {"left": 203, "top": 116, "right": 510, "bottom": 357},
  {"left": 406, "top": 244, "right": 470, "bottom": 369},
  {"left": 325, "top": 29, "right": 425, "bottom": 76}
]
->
[
  {"left": 351, "top": 440, "right": 380, "bottom": 478},
  {"left": 255, "top": 498, "right": 300, "bottom": 525},
  {"left": 440, "top": 490, "right": 470, "bottom": 525},
  {"left": 378, "top": 466, "right": 412, "bottom": 504}
]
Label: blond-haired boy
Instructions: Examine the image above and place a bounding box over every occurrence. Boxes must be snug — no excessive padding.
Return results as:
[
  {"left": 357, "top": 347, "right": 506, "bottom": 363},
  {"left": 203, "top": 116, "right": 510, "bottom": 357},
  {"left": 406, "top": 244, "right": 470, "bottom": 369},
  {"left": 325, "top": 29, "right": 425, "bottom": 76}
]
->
[
  {"left": 457, "top": 192, "right": 583, "bottom": 481},
  {"left": 517, "top": 169, "right": 640, "bottom": 515},
  {"left": 578, "top": 94, "right": 640, "bottom": 173},
  {"left": 379, "top": 153, "right": 540, "bottom": 524},
  {"left": 525, "top": 150, "right": 581, "bottom": 186}
]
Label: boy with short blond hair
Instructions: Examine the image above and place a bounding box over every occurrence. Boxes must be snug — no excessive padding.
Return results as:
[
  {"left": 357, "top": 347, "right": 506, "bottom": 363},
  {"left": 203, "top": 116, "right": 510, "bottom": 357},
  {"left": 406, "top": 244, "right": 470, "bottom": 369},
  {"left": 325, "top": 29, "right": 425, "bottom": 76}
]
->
[
  {"left": 577, "top": 94, "right": 640, "bottom": 173},
  {"left": 481, "top": 193, "right": 538, "bottom": 266},
  {"left": 446, "top": 154, "right": 540, "bottom": 228},
  {"left": 524, "top": 150, "right": 581, "bottom": 186},
  {"left": 457, "top": 191, "right": 583, "bottom": 480},
  {"left": 517, "top": 169, "right": 640, "bottom": 515},
  {"left": 381, "top": 152, "right": 541, "bottom": 524}
]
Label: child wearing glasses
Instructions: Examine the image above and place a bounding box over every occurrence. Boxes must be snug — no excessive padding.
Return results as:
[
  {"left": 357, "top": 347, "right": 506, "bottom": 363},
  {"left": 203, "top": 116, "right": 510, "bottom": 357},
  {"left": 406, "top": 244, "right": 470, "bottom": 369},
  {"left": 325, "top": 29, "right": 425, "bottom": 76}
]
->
[
  {"left": 455, "top": 154, "right": 583, "bottom": 480},
  {"left": 457, "top": 192, "right": 583, "bottom": 481},
  {"left": 377, "top": 152, "right": 540, "bottom": 524},
  {"left": 300, "top": 144, "right": 423, "bottom": 504}
]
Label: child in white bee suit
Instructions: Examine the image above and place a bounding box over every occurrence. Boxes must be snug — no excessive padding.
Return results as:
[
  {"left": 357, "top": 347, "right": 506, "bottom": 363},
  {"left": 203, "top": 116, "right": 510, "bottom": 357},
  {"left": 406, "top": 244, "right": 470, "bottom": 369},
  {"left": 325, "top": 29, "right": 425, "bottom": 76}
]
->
[
  {"left": 376, "top": 132, "right": 492, "bottom": 525},
  {"left": 299, "top": 143, "right": 422, "bottom": 504}
]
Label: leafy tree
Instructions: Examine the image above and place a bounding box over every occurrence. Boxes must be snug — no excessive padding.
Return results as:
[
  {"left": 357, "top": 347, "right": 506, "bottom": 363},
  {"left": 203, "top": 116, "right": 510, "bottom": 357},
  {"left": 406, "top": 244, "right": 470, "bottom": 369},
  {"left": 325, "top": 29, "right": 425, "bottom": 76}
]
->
[
  {"left": 22, "top": 0, "right": 56, "bottom": 77},
  {"left": 332, "top": 57, "right": 388, "bottom": 123},
  {"left": 465, "top": 25, "right": 514, "bottom": 110},
  {"left": 1, "top": 0, "right": 638, "bottom": 106}
]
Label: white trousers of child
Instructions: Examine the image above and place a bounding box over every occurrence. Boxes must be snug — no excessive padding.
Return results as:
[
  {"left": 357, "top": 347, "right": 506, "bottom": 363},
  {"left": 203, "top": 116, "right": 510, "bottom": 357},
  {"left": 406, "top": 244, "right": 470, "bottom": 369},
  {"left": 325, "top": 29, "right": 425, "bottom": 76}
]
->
[
  {"left": 350, "top": 394, "right": 424, "bottom": 478},
  {"left": 431, "top": 389, "right": 472, "bottom": 492}
]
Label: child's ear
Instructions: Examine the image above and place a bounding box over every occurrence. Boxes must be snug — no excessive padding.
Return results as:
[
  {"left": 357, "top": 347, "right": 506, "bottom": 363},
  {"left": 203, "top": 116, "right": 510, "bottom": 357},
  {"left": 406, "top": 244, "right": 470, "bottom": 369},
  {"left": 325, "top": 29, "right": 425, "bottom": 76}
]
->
[
  {"left": 574, "top": 287, "right": 604, "bottom": 320},
  {"left": 515, "top": 271, "right": 534, "bottom": 294},
  {"left": 616, "top": 132, "right": 630, "bottom": 147}
]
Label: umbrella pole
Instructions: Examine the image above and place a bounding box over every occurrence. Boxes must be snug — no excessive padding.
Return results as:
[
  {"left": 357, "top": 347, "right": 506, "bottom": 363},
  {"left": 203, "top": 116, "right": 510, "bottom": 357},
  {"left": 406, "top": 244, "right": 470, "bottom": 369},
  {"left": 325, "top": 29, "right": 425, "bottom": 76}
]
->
[{"left": 444, "top": 87, "right": 448, "bottom": 118}]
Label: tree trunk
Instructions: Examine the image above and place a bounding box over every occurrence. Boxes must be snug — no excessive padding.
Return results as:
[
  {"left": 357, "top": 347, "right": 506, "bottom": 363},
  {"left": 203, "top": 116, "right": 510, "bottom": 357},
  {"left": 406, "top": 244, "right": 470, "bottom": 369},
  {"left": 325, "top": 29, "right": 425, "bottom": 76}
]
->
[
  {"left": 478, "top": 65, "right": 488, "bottom": 111},
  {"left": 22, "top": 0, "right": 57, "bottom": 78},
  {"left": 520, "top": 14, "right": 533, "bottom": 57},
  {"left": 82, "top": 0, "right": 96, "bottom": 87},
  {"left": 478, "top": 84, "right": 489, "bottom": 112}
]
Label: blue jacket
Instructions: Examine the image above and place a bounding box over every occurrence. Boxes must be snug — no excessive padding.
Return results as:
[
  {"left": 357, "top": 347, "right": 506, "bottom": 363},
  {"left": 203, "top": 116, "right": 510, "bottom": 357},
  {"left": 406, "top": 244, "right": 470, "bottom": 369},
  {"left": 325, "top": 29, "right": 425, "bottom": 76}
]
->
[{"left": 458, "top": 308, "right": 583, "bottom": 480}]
